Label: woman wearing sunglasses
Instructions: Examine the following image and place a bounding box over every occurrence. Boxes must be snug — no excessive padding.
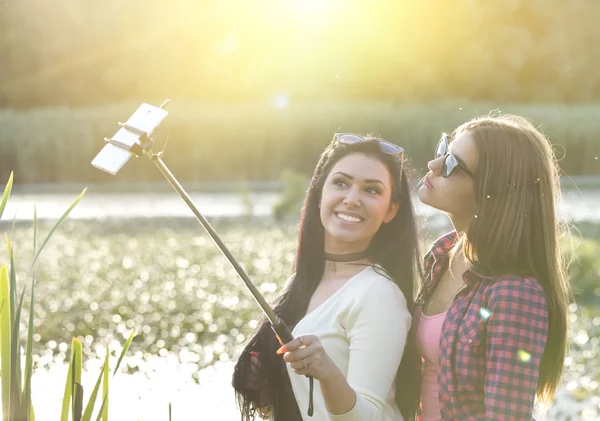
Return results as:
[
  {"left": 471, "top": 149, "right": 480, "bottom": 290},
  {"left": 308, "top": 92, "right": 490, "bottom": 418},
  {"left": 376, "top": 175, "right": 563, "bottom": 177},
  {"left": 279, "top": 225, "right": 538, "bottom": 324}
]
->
[
  {"left": 232, "top": 134, "right": 422, "bottom": 421},
  {"left": 416, "top": 115, "right": 571, "bottom": 420}
]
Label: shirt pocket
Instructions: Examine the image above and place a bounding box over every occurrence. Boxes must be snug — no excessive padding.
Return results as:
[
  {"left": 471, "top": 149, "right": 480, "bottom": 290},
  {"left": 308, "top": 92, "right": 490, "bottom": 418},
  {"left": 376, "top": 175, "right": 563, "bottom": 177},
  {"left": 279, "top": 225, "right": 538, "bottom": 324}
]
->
[
  {"left": 457, "top": 316, "right": 486, "bottom": 348},
  {"left": 455, "top": 317, "right": 487, "bottom": 387}
]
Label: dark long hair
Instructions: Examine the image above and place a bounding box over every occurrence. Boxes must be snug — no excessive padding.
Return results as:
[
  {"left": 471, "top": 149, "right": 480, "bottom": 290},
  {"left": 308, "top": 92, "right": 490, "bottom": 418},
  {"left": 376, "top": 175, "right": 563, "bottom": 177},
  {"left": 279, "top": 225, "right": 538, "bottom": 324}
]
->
[{"left": 232, "top": 138, "right": 423, "bottom": 420}]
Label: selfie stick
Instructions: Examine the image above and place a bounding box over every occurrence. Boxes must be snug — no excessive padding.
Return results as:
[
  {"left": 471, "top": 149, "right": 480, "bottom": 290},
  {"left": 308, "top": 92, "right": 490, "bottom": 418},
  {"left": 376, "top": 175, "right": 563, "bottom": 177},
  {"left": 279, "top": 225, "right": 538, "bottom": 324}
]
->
[{"left": 91, "top": 101, "right": 313, "bottom": 416}]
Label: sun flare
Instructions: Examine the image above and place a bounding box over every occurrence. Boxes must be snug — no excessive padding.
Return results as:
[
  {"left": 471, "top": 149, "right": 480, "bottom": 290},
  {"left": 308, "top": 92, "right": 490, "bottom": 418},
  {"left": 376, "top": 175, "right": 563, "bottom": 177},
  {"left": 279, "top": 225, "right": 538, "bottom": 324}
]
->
[{"left": 285, "top": 0, "right": 340, "bottom": 17}]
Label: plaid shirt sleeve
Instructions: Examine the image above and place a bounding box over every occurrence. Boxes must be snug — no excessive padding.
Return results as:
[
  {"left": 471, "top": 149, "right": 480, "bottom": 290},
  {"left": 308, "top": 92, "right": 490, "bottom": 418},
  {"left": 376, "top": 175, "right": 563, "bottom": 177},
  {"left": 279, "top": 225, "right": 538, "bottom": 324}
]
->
[{"left": 483, "top": 278, "right": 549, "bottom": 420}]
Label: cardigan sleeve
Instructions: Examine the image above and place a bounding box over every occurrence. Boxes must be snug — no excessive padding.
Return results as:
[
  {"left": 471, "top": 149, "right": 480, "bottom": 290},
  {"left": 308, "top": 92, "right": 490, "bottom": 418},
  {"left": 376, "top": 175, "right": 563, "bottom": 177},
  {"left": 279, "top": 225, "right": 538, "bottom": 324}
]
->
[{"left": 329, "top": 277, "right": 411, "bottom": 421}]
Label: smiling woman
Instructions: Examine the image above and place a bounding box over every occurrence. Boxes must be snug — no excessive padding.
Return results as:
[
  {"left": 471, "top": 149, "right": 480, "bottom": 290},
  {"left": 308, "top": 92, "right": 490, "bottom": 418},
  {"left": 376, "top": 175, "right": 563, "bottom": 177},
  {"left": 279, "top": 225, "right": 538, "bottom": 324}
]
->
[
  {"left": 232, "top": 134, "right": 423, "bottom": 421},
  {"left": 319, "top": 154, "right": 399, "bottom": 254}
]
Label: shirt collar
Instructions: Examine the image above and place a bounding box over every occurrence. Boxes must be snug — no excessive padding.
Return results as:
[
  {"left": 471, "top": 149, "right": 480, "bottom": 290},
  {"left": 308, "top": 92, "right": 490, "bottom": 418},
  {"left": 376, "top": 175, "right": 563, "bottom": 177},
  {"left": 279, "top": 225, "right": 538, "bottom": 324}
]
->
[
  {"left": 426, "top": 231, "right": 495, "bottom": 285},
  {"left": 425, "top": 231, "right": 459, "bottom": 269}
]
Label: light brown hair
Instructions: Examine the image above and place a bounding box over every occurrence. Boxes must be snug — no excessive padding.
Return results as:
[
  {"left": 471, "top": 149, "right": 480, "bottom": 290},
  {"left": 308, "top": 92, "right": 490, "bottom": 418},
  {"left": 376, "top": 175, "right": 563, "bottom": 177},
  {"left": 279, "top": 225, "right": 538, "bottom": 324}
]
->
[{"left": 456, "top": 114, "right": 572, "bottom": 406}]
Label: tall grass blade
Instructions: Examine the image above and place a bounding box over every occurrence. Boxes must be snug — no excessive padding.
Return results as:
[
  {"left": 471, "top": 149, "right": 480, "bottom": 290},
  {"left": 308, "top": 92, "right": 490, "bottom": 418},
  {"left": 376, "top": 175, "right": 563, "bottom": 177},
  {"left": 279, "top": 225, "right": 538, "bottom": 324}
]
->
[
  {"left": 0, "top": 172, "right": 13, "bottom": 221},
  {"left": 60, "top": 338, "right": 81, "bottom": 421},
  {"left": 21, "top": 204, "right": 38, "bottom": 421},
  {"left": 113, "top": 330, "right": 134, "bottom": 376},
  {"left": 60, "top": 365, "right": 72, "bottom": 421},
  {"left": 81, "top": 354, "right": 109, "bottom": 421},
  {"left": 95, "top": 331, "right": 135, "bottom": 421},
  {"left": 95, "top": 347, "right": 109, "bottom": 421},
  {"left": 0, "top": 265, "right": 12, "bottom": 420},
  {"left": 9, "top": 283, "right": 25, "bottom": 419},
  {"left": 33, "top": 203, "right": 37, "bottom": 256},
  {"left": 8, "top": 234, "right": 26, "bottom": 419},
  {"left": 73, "top": 382, "right": 84, "bottom": 421},
  {"left": 71, "top": 339, "right": 83, "bottom": 419},
  {"left": 101, "top": 345, "right": 108, "bottom": 421},
  {"left": 6, "top": 236, "right": 15, "bottom": 344},
  {"left": 21, "top": 275, "right": 35, "bottom": 421}
]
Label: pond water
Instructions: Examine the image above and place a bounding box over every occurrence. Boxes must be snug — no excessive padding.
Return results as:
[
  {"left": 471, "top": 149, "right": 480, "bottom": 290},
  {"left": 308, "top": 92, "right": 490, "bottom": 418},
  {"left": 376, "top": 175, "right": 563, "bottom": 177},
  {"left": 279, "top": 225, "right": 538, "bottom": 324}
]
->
[
  {"left": 19, "top": 359, "right": 239, "bottom": 421},
  {"left": 4, "top": 187, "right": 600, "bottom": 222},
  {"left": 1, "top": 185, "right": 598, "bottom": 420}
]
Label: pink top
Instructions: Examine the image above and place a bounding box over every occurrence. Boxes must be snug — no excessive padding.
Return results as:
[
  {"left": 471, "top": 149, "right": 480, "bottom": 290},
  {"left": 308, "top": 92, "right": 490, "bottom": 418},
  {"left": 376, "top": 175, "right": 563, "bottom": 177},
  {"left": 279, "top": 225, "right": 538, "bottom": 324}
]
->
[{"left": 415, "top": 310, "right": 447, "bottom": 421}]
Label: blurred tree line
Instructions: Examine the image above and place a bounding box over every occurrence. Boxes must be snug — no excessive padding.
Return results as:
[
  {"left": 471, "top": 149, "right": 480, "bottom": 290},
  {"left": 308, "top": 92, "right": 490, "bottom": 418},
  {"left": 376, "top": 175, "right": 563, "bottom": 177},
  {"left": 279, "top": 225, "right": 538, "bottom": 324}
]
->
[
  {"left": 1, "top": 0, "right": 599, "bottom": 107},
  {"left": 1, "top": 101, "right": 599, "bottom": 184}
]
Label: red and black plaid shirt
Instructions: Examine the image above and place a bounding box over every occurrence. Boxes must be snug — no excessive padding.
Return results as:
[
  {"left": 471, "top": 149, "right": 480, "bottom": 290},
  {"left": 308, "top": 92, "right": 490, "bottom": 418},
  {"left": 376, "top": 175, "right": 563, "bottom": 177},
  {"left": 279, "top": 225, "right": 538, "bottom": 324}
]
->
[{"left": 418, "top": 232, "right": 549, "bottom": 421}]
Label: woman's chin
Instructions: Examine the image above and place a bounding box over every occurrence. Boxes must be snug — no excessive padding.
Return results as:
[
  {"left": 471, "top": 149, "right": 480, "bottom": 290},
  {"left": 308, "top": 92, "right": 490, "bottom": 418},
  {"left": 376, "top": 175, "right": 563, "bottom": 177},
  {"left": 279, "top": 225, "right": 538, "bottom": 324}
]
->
[
  {"left": 417, "top": 186, "right": 432, "bottom": 204},
  {"left": 417, "top": 189, "right": 445, "bottom": 212}
]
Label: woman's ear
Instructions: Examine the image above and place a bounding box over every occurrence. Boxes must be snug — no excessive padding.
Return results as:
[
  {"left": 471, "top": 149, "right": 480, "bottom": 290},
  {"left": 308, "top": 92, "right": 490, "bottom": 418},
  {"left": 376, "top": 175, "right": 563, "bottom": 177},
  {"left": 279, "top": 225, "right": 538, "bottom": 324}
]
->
[{"left": 383, "top": 202, "right": 399, "bottom": 223}]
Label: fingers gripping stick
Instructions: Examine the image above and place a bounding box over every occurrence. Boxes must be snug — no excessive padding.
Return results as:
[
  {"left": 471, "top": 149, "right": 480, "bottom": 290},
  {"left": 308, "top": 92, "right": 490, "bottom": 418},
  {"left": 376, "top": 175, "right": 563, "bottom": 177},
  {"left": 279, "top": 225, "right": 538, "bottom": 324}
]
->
[{"left": 272, "top": 320, "right": 314, "bottom": 417}]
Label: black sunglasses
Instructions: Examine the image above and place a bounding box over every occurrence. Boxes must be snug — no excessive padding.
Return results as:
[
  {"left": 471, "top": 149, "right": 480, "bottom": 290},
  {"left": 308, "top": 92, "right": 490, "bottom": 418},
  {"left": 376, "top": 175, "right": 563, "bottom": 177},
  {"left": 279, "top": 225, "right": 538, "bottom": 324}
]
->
[
  {"left": 436, "top": 133, "right": 474, "bottom": 178},
  {"left": 333, "top": 133, "right": 404, "bottom": 159}
]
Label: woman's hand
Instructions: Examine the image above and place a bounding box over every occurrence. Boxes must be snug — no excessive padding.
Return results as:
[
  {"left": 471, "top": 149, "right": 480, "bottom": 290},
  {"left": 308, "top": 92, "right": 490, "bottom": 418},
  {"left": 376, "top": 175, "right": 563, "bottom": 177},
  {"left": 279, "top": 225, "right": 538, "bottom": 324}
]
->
[
  {"left": 277, "top": 334, "right": 343, "bottom": 382},
  {"left": 278, "top": 335, "right": 357, "bottom": 415}
]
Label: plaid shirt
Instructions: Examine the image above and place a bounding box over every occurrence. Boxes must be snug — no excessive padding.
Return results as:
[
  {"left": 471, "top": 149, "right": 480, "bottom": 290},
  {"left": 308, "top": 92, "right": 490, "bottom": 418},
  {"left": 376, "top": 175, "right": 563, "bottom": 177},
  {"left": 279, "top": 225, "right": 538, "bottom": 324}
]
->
[{"left": 418, "top": 232, "right": 549, "bottom": 421}]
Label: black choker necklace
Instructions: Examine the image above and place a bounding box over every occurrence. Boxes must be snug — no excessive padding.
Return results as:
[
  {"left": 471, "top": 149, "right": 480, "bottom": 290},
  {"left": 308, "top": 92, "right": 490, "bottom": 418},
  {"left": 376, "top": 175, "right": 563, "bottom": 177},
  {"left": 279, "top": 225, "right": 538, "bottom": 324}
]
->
[{"left": 324, "top": 249, "right": 371, "bottom": 262}]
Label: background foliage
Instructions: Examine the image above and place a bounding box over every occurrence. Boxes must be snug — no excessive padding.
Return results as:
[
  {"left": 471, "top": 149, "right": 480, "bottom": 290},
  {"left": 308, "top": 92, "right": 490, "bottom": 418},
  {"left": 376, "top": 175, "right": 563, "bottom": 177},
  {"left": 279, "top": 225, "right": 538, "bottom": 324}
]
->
[
  {"left": 1, "top": 1, "right": 600, "bottom": 106},
  {"left": 1, "top": 101, "right": 599, "bottom": 185}
]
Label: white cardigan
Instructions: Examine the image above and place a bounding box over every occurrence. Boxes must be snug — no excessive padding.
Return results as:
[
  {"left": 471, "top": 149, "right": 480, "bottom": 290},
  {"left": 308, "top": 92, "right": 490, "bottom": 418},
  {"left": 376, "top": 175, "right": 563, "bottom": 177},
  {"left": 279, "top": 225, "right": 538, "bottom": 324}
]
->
[{"left": 287, "top": 265, "right": 411, "bottom": 421}]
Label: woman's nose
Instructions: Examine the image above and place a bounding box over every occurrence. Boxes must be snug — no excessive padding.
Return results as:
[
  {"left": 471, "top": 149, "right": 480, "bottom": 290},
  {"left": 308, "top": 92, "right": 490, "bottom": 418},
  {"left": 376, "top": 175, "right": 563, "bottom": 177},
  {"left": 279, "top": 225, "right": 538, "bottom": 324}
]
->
[
  {"left": 343, "top": 186, "right": 361, "bottom": 207},
  {"left": 427, "top": 156, "right": 444, "bottom": 175}
]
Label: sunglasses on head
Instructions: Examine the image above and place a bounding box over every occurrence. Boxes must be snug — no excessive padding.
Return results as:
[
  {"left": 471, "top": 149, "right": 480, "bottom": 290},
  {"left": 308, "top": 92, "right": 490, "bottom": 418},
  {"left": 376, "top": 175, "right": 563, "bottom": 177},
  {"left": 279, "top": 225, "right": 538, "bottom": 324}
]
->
[
  {"left": 333, "top": 133, "right": 404, "bottom": 159},
  {"left": 436, "top": 133, "right": 475, "bottom": 178}
]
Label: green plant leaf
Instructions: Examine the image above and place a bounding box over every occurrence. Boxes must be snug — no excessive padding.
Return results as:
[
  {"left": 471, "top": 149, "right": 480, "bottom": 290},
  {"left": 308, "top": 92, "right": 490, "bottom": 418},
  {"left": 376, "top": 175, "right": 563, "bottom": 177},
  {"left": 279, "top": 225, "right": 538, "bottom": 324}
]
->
[
  {"left": 96, "top": 331, "right": 135, "bottom": 421},
  {"left": 29, "top": 188, "right": 86, "bottom": 275},
  {"left": 0, "top": 264, "right": 12, "bottom": 418},
  {"left": 102, "top": 345, "right": 109, "bottom": 421},
  {"left": 21, "top": 274, "right": 35, "bottom": 421},
  {"left": 81, "top": 354, "right": 109, "bottom": 421},
  {"left": 6, "top": 235, "right": 15, "bottom": 340},
  {"left": 73, "top": 382, "right": 84, "bottom": 421},
  {"left": 0, "top": 171, "right": 13, "bottom": 221},
  {"left": 60, "top": 338, "right": 82, "bottom": 421},
  {"left": 95, "top": 346, "right": 110, "bottom": 421},
  {"left": 33, "top": 202, "right": 37, "bottom": 256},
  {"left": 29, "top": 401, "right": 35, "bottom": 421},
  {"left": 113, "top": 330, "right": 135, "bottom": 376},
  {"left": 8, "top": 234, "right": 25, "bottom": 419},
  {"left": 60, "top": 365, "right": 72, "bottom": 421},
  {"left": 10, "top": 282, "right": 26, "bottom": 419},
  {"left": 71, "top": 338, "right": 83, "bottom": 418},
  {"left": 21, "top": 203, "right": 38, "bottom": 421}
]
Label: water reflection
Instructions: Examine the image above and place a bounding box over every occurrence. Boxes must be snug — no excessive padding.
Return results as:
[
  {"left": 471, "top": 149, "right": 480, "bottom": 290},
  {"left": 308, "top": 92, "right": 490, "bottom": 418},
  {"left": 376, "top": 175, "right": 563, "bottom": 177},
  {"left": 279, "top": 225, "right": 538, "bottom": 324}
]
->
[
  {"left": 0, "top": 216, "right": 598, "bottom": 419},
  {"left": 10, "top": 359, "right": 238, "bottom": 421}
]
